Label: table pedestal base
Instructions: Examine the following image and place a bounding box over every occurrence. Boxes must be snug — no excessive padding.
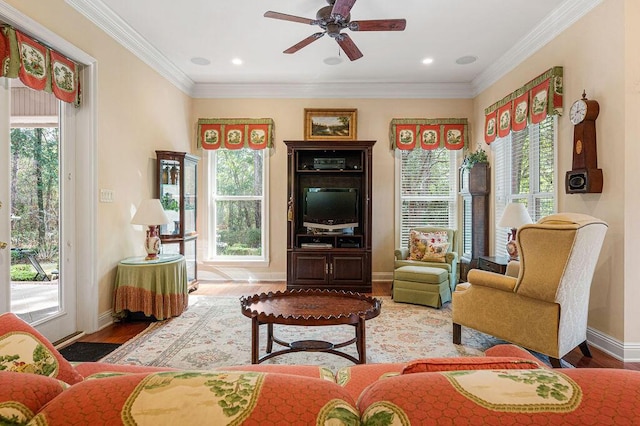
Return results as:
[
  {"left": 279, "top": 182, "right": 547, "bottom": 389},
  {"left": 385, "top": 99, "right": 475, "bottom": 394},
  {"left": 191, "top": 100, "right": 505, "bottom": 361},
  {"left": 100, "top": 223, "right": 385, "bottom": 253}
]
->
[{"left": 250, "top": 316, "right": 367, "bottom": 365}]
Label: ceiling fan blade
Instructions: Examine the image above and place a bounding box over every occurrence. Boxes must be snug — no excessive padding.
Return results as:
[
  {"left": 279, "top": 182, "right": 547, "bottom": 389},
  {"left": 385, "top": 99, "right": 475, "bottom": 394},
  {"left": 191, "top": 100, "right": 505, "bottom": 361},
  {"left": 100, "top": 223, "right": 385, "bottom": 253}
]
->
[
  {"left": 335, "top": 33, "right": 363, "bottom": 61},
  {"left": 349, "top": 19, "right": 406, "bottom": 31},
  {"left": 264, "top": 11, "right": 315, "bottom": 25},
  {"left": 331, "top": 0, "right": 357, "bottom": 20},
  {"left": 283, "top": 32, "right": 325, "bottom": 54}
]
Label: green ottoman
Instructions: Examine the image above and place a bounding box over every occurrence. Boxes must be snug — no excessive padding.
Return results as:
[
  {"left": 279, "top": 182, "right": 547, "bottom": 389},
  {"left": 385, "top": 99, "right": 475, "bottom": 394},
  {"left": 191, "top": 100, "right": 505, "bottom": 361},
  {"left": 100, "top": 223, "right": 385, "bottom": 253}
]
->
[{"left": 393, "top": 265, "right": 450, "bottom": 308}]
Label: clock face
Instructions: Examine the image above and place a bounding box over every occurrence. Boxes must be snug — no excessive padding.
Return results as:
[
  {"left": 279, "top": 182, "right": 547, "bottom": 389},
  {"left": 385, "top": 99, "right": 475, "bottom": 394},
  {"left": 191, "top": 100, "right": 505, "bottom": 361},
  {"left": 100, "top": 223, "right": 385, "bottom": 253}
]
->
[{"left": 570, "top": 99, "right": 587, "bottom": 125}]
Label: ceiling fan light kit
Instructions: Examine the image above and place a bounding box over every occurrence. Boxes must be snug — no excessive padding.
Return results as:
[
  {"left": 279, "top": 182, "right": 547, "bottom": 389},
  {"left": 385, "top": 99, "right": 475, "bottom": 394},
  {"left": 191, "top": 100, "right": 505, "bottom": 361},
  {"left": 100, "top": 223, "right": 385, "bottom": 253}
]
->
[{"left": 264, "top": 0, "right": 406, "bottom": 61}]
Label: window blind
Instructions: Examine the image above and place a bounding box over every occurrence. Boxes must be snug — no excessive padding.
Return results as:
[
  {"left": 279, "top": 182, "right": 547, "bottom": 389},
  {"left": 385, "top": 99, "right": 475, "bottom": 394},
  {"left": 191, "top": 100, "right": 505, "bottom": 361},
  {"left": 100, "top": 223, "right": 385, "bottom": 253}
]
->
[
  {"left": 492, "top": 116, "right": 556, "bottom": 257},
  {"left": 399, "top": 148, "right": 457, "bottom": 247}
]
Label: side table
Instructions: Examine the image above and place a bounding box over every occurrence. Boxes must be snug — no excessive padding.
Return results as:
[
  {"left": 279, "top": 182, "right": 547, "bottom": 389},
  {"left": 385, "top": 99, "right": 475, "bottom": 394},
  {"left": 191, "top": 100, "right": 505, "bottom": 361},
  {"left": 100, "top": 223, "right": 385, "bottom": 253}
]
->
[
  {"left": 113, "top": 254, "right": 188, "bottom": 320},
  {"left": 477, "top": 255, "right": 509, "bottom": 275}
]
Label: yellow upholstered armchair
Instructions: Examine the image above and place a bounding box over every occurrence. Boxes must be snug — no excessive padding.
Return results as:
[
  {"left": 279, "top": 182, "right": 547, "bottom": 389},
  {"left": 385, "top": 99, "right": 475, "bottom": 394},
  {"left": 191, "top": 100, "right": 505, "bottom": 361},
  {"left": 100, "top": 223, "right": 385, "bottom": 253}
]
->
[
  {"left": 452, "top": 213, "right": 608, "bottom": 367},
  {"left": 393, "top": 227, "right": 458, "bottom": 308}
]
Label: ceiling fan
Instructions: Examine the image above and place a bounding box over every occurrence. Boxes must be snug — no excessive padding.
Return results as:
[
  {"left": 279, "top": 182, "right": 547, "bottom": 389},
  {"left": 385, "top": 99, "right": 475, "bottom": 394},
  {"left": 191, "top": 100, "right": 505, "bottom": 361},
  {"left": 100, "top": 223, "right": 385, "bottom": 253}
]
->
[{"left": 264, "top": 0, "right": 406, "bottom": 61}]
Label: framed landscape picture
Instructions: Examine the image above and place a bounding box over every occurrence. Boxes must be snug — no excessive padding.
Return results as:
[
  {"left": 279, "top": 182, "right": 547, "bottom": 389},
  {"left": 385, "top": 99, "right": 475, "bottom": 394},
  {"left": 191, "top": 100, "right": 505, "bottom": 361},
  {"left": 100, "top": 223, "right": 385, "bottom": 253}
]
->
[{"left": 304, "top": 108, "right": 357, "bottom": 141}]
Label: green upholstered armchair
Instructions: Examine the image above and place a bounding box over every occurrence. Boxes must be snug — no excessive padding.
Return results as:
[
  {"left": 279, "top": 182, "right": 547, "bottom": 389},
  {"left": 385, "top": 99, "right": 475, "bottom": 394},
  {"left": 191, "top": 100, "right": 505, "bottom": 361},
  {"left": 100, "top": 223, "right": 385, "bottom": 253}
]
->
[
  {"left": 392, "top": 227, "right": 458, "bottom": 308},
  {"left": 452, "top": 213, "right": 608, "bottom": 367},
  {"left": 394, "top": 227, "right": 459, "bottom": 289}
]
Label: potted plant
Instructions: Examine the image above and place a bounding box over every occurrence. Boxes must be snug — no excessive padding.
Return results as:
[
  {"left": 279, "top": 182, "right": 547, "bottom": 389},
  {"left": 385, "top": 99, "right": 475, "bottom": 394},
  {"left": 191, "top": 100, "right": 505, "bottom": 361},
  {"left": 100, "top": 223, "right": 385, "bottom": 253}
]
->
[{"left": 462, "top": 147, "right": 488, "bottom": 170}]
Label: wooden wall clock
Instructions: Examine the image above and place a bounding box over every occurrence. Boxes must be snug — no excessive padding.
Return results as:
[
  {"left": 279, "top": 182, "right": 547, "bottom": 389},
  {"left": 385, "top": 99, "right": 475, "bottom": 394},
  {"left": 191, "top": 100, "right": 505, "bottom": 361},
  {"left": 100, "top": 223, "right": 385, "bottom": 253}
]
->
[{"left": 565, "top": 91, "right": 603, "bottom": 193}]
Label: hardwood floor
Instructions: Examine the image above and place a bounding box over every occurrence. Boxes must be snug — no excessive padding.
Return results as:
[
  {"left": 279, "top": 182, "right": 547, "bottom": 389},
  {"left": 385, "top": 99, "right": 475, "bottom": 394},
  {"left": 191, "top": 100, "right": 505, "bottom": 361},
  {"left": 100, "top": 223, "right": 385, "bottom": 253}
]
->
[{"left": 83, "top": 281, "right": 640, "bottom": 370}]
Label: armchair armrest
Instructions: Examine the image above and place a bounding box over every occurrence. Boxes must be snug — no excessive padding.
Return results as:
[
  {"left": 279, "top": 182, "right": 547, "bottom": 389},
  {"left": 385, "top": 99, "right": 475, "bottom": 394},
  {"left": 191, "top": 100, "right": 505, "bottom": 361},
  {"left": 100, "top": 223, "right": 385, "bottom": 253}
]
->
[
  {"left": 446, "top": 252, "right": 458, "bottom": 264},
  {"left": 467, "top": 269, "right": 517, "bottom": 293},
  {"left": 505, "top": 260, "right": 520, "bottom": 278},
  {"left": 395, "top": 248, "right": 409, "bottom": 261}
]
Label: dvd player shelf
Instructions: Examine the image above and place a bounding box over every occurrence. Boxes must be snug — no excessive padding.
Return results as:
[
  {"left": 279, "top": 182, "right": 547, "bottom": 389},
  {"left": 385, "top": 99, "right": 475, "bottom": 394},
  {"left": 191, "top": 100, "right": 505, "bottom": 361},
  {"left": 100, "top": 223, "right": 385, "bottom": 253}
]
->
[
  {"left": 285, "top": 140, "right": 375, "bottom": 293},
  {"left": 297, "top": 235, "right": 363, "bottom": 249}
]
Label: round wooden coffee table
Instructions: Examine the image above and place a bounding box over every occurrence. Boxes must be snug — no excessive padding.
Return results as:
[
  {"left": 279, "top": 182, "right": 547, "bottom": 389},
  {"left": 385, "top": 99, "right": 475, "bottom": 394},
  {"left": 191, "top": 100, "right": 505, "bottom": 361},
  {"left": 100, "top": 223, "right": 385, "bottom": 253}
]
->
[{"left": 240, "top": 289, "right": 382, "bottom": 364}]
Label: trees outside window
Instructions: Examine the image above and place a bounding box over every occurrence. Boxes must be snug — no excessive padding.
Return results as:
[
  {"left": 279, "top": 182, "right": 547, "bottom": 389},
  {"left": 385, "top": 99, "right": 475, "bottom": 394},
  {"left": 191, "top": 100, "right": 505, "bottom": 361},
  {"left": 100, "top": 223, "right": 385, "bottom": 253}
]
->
[
  {"left": 209, "top": 149, "right": 268, "bottom": 261},
  {"left": 11, "top": 127, "right": 59, "bottom": 267}
]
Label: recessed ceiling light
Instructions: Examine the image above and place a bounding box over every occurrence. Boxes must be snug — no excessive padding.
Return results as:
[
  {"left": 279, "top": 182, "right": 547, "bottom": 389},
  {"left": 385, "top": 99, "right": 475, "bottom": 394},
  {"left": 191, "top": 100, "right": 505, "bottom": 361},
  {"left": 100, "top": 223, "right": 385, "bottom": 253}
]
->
[
  {"left": 455, "top": 55, "right": 478, "bottom": 65},
  {"left": 232, "top": 58, "right": 243, "bottom": 66},
  {"left": 323, "top": 56, "right": 343, "bottom": 65},
  {"left": 422, "top": 58, "right": 434, "bottom": 65},
  {"left": 190, "top": 57, "right": 211, "bottom": 66}
]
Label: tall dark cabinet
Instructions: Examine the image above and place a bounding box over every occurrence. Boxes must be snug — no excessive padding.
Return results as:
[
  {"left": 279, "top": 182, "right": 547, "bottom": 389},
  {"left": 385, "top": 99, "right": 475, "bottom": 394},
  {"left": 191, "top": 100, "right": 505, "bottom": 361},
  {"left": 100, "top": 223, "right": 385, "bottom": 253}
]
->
[
  {"left": 285, "top": 140, "right": 374, "bottom": 293},
  {"left": 459, "top": 163, "right": 490, "bottom": 281},
  {"left": 156, "top": 150, "right": 199, "bottom": 291}
]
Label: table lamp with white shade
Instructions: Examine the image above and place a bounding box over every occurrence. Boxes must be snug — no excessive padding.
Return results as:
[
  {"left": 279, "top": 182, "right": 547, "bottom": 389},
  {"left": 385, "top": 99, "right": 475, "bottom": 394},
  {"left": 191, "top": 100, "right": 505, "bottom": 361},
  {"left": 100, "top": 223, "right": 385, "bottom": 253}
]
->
[
  {"left": 131, "top": 199, "right": 170, "bottom": 260},
  {"left": 498, "top": 202, "right": 533, "bottom": 261}
]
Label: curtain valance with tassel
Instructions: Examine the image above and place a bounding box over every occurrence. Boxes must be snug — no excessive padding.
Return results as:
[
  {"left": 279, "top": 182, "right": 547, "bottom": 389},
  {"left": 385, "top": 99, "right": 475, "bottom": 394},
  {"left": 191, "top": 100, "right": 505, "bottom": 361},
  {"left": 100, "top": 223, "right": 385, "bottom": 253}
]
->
[
  {"left": 0, "top": 25, "right": 80, "bottom": 106},
  {"left": 197, "top": 118, "right": 275, "bottom": 150},
  {"left": 484, "top": 66, "right": 563, "bottom": 144},
  {"left": 389, "top": 118, "right": 468, "bottom": 151}
]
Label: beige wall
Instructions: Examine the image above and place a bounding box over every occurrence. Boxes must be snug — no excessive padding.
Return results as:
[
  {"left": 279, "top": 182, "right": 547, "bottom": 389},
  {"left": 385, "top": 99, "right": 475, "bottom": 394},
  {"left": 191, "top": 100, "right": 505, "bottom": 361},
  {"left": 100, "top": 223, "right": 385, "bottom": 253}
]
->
[
  {"left": 5, "top": 0, "right": 193, "bottom": 314},
  {"left": 192, "top": 98, "right": 473, "bottom": 281},
  {"left": 473, "top": 0, "right": 632, "bottom": 342}
]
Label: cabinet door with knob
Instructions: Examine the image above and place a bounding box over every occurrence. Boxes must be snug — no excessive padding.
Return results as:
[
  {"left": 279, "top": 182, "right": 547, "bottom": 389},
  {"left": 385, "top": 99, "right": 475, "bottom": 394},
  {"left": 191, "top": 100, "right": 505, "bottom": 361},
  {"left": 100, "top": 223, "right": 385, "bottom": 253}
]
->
[{"left": 289, "top": 251, "right": 368, "bottom": 291}]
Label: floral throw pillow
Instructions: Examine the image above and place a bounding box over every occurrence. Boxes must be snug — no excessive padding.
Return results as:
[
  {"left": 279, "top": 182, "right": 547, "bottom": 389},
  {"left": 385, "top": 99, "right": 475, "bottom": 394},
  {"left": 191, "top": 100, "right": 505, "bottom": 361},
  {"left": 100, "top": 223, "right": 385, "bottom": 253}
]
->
[{"left": 408, "top": 230, "right": 449, "bottom": 263}]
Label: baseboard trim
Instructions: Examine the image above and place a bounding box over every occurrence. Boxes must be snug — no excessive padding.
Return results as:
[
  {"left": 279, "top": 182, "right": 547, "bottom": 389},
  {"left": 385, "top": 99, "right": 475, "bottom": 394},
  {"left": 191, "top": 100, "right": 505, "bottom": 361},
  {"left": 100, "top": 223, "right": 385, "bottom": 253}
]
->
[
  {"left": 587, "top": 327, "right": 640, "bottom": 362},
  {"left": 98, "top": 310, "right": 115, "bottom": 330}
]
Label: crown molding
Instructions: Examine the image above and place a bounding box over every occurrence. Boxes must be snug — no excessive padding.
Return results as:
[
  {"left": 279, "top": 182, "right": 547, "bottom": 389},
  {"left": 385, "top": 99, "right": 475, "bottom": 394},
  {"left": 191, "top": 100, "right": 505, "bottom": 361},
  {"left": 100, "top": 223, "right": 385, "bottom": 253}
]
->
[
  {"left": 65, "top": 0, "right": 603, "bottom": 99},
  {"left": 65, "top": 0, "right": 194, "bottom": 94},
  {"left": 191, "top": 81, "right": 475, "bottom": 99},
  {"left": 471, "top": 0, "right": 604, "bottom": 96}
]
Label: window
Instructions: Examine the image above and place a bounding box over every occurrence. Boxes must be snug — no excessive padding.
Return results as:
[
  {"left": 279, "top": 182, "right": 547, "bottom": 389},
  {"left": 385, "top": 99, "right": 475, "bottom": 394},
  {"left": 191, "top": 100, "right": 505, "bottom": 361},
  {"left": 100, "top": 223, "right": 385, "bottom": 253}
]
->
[
  {"left": 209, "top": 149, "right": 268, "bottom": 262},
  {"left": 492, "top": 116, "right": 557, "bottom": 257},
  {"left": 396, "top": 148, "right": 458, "bottom": 247}
]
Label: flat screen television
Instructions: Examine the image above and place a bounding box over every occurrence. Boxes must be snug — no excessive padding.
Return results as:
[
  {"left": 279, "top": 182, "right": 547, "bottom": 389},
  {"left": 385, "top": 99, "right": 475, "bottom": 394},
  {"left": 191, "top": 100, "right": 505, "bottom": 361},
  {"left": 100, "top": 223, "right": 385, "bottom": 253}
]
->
[{"left": 303, "top": 187, "right": 359, "bottom": 231}]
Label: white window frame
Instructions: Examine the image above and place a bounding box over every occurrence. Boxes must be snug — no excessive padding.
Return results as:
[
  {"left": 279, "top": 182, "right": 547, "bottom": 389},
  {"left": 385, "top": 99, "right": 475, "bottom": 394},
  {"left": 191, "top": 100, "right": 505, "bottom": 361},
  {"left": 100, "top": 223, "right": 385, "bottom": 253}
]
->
[
  {"left": 207, "top": 149, "right": 269, "bottom": 265},
  {"left": 492, "top": 116, "right": 558, "bottom": 257},
  {"left": 394, "top": 148, "right": 459, "bottom": 249}
]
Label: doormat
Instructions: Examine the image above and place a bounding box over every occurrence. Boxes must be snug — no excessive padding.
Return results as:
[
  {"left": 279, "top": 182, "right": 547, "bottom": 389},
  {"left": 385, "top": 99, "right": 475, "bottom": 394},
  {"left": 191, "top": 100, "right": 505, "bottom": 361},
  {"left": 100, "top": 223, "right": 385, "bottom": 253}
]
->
[{"left": 59, "top": 342, "right": 121, "bottom": 362}]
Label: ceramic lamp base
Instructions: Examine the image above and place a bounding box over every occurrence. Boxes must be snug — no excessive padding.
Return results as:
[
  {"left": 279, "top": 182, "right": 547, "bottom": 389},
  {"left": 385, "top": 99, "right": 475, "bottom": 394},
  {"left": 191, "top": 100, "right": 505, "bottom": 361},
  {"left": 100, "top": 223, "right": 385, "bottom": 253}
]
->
[
  {"left": 144, "top": 226, "right": 162, "bottom": 260},
  {"left": 506, "top": 240, "right": 519, "bottom": 261},
  {"left": 505, "top": 228, "right": 519, "bottom": 261}
]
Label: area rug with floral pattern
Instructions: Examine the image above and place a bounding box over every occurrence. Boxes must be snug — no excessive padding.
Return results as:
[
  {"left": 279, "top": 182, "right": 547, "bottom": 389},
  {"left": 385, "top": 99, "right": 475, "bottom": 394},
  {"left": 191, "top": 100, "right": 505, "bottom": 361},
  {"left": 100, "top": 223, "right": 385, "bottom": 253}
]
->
[{"left": 101, "top": 295, "right": 508, "bottom": 372}]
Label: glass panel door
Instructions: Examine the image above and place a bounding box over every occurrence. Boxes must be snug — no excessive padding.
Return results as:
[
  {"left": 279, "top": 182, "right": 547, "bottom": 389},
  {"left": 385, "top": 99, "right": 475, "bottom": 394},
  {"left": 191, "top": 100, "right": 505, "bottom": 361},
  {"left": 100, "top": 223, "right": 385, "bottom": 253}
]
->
[{"left": 9, "top": 84, "right": 61, "bottom": 323}]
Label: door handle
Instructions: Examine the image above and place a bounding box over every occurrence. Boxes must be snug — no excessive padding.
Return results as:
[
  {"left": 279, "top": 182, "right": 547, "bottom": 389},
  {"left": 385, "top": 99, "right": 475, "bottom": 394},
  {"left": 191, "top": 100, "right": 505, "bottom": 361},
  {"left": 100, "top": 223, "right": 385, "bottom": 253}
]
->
[{"left": 0, "top": 242, "right": 7, "bottom": 249}]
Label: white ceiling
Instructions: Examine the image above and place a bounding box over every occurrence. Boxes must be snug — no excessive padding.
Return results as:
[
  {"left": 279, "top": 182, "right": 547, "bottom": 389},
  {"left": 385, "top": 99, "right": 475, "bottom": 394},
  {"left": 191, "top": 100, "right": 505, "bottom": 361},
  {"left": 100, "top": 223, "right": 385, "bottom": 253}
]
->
[{"left": 66, "top": 0, "right": 602, "bottom": 98}]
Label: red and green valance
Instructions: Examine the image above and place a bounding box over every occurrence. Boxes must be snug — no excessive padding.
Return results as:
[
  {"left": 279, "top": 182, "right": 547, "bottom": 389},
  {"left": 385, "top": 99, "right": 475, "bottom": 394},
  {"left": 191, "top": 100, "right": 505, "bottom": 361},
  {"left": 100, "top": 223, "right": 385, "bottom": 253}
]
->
[
  {"left": 0, "top": 25, "right": 81, "bottom": 106},
  {"left": 197, "top": 118, "right": 275, "bottom": 150},
  {"left": 389, "top": 118, "right": 468, "bottom": 151},
  {"left": 484, "top": 66, "right": 563, "bottom": 144}
]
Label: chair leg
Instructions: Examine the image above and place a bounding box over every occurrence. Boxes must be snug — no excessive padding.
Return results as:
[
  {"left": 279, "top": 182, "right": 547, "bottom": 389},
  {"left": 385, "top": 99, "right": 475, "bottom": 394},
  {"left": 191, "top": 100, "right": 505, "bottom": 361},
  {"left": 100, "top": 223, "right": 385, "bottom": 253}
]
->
[
  {"left": 453, "top": 323, "right": 461, "bottom": 344},
  {"left": 549, "top": 357, "right": 562, "bottom": 368},
  {"left": 579, "top": 340, "right": 592, "bottom": 358}
]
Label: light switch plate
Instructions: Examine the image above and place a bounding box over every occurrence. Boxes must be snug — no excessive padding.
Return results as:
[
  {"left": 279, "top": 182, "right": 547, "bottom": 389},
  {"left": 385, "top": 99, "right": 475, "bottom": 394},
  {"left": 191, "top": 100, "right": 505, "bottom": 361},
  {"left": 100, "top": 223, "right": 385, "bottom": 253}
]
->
[{"left": 99, "top": 189, "right": 114, "bottom": 203}]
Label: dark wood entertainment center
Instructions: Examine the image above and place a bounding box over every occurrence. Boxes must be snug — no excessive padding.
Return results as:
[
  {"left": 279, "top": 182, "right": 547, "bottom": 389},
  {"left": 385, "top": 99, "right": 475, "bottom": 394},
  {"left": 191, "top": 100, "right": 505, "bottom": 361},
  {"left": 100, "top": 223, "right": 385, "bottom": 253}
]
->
[{"left": 285, "top": 140, "right": 374, "bottom": 293}]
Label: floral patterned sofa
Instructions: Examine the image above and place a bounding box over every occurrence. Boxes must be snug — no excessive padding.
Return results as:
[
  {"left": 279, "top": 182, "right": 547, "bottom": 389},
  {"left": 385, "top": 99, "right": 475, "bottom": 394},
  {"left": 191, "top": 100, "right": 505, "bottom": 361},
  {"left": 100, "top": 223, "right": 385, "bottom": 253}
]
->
[{"left": 2, "top": 312, "right": 640, "bottom": 425}]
